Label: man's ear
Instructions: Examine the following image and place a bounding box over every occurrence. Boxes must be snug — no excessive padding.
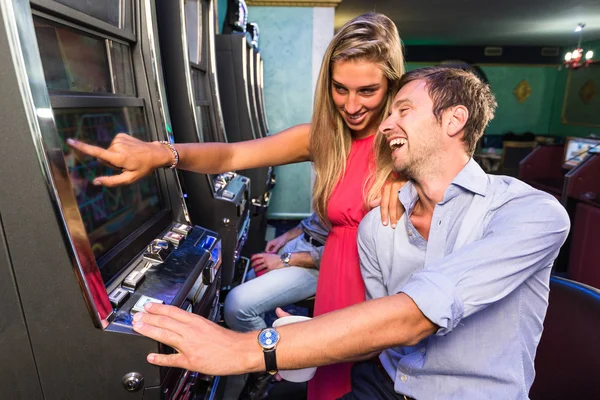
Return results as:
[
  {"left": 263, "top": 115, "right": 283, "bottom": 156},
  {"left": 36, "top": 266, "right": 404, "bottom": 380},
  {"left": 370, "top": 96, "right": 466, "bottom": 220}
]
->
[{"left": 446, "top": 105, "right": 468, "bottom": 138}]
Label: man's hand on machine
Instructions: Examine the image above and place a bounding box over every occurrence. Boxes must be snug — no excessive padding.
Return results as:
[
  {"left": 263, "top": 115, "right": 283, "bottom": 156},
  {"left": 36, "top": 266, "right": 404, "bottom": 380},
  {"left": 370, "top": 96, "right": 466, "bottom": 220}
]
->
[
  {"left": 67, "top": 134, "right": 171, "bottom": 187},
  {"left": 132, "top": 305, "right": 294, "bottom": 376},
  {"left": 132, "top": 302, "right": 259, "bottom": 375}
]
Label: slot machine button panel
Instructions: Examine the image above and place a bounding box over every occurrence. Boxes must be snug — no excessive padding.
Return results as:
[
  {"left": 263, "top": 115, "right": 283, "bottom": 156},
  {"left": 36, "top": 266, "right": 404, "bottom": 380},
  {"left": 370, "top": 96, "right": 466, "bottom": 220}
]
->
[
  {"left": 163, "top": 231, "right": 185, "bottom": 246},
  {"left": 172, "top": 223, "right": 192, "bottom": 237},
  {"left": 222, "top": 190, "right": 235, "bottom": 199},
  {"left": 143, "top": 246, "right": 169, "bottom": 263},
  {"left": 123, "top": 270, "right": 145, "bottom": 290},
  {"left": 108, "top": 287, "right": 131, "bottom": 308},
  {"left": 131, "top": 295, "right": 164, "bottom": 315},
  {"left": 152, "top": 238, "right": 170, "bottom": 248},
  {"left": 197, "top": 235, "right": 216, "bottom": 251}
]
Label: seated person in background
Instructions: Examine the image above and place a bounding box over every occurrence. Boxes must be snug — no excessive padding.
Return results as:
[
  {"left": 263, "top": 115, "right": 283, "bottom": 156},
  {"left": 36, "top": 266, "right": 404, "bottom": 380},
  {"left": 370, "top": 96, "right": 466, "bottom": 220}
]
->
[
  {"left": 131, "top": 67, "right": 570, "bottom": 400},
  {"left": 224, "top": 213, "right": 327, "bottom": 332},
  {"left": 224, "top": 213, "right": 327, "bottom": 399}
]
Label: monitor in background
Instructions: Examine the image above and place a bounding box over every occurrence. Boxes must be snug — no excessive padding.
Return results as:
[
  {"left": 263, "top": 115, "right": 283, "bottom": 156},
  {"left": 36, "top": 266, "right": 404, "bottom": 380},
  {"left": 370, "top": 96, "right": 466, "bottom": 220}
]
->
[{"left": 563, "top": 136, "right": 600, "bottom": 169}]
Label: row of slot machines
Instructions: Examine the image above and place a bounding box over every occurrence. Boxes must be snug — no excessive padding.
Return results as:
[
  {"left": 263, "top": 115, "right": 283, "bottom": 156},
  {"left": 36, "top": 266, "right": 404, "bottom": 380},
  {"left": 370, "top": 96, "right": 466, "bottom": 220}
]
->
[
  {"left": 0, "top": 0, "right": 272, "bottom": 398},
  {"left": 159, "top": 0, "right": 275, "bottom": 289},
  {"left": 519, "top": 136, "right": 600, "bottom": 289}
]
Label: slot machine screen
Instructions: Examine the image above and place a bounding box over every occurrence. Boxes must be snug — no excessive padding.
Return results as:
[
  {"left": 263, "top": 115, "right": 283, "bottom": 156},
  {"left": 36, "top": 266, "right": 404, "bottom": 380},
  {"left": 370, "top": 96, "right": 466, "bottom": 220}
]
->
[
  {"left": 52, "top": 0, "right": 133, "bottom": 32},
  {"left": 54, "top": 108, "right": 164, "bottom": 270},
  {"left": 563, "top": 137, "right": 600, "bottom": 169}
]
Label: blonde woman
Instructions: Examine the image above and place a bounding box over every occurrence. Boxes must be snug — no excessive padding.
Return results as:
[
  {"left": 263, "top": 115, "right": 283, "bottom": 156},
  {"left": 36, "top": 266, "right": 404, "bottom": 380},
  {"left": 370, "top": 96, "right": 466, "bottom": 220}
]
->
[{"left": 69, "top": 12, "right": 405, "bottom": 399}]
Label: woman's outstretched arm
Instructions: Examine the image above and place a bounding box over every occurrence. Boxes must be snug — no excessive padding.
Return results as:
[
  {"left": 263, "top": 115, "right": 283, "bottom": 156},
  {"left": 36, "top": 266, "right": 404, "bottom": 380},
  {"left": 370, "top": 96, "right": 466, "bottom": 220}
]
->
[{"left": 68, "top": 123, "right": 311, "bottom": 187}]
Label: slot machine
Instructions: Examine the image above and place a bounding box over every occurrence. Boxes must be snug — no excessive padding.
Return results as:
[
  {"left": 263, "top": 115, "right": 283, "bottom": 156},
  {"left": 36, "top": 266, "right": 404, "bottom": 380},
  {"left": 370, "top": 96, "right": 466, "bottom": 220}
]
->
[
  {"left": 246, "top": 22, "right": 270, "bottom": 136},
  {"left": 155, "top": 0, "right": 251, "bottom": 289},
  {"left": 246, "top": 22, "right": 269, "bottom": 137},
  {"left": 243, "top": 23, "right": 264, "bottom": 140},
  {"left": 0, "top": 0, "right": 222, "bottom": 398},
  {"left": 255, "top": 51, "right": 269, "bottom": 134},
  {"left": 215, "top": 0, "right": 275, "bottom": 256}
]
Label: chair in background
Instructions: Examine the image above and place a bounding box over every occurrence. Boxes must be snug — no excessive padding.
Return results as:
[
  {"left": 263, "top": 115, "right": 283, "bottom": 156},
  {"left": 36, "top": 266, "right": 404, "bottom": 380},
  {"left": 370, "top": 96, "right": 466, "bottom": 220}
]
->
[
  {"left": 498, "top": 140, "right": 537, "bottom": 177},
  {"left": 529, "top": 276, "right": 600, "bottom": 399}
]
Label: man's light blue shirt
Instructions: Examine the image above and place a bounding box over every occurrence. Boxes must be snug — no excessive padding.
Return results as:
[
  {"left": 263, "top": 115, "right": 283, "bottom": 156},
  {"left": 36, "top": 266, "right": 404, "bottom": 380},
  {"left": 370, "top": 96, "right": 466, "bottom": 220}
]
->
[{"left": 358, "top": 159, "right": 570, "bottom": 399}]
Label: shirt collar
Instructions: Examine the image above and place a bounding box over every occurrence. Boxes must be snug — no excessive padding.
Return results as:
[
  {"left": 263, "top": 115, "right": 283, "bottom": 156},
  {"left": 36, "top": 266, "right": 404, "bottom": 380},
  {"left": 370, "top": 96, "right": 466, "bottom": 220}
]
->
[
  {"left": 398, "top": 158, "right": 488, "bottom": 212},
  {"left": 445, "top": 158, "right": 488, "bottom": 200}
]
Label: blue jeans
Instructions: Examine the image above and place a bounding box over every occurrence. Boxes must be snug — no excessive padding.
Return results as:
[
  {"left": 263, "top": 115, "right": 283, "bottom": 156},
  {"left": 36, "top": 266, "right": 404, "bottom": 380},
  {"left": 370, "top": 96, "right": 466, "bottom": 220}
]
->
[{"left": 223, "top": 235, "right": 319, "bottom": 332}]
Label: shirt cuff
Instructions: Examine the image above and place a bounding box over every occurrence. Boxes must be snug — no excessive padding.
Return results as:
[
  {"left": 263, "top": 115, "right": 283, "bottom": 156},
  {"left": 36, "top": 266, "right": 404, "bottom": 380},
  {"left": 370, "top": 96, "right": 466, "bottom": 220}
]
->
[{"left": 400, "top": 271, "right": 464, "bottom": 336}]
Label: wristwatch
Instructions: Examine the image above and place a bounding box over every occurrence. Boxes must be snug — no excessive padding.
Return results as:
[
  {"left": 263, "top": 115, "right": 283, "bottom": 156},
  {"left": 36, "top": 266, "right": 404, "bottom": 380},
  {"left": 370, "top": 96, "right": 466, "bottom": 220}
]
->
[
  {"left": 258, "top": 327, "right": 280, "bottom": 374},
  {"left": 280, "top": 252, "right": 292, "bottom": 268}
]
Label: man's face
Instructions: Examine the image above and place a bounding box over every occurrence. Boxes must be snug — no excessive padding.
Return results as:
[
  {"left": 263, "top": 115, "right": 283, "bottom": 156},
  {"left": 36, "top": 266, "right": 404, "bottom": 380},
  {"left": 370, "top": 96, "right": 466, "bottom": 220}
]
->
[{"left": 378, "top": 79, "right": 443, "bottom": 177}]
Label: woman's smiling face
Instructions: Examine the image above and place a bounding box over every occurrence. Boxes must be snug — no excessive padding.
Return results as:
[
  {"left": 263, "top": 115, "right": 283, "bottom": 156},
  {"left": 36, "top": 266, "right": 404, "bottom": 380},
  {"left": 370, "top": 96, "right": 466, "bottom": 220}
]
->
[{"left": 331, "top": 59, "right": 389, "bottom": 138}]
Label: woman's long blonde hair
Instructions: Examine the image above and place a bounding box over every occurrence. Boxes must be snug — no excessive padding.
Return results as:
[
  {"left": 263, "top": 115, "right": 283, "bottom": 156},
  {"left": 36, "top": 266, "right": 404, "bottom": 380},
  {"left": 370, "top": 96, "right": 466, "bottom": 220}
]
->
[{"left": 310, "top": 12, "right": 405, "bottom": 225}]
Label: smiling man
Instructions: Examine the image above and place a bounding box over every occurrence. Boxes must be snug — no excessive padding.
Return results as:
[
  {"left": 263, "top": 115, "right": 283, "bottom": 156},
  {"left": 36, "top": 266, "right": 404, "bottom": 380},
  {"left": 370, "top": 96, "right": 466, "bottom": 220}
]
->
[{"left": 132, "top": 68, "right": 570, "bottom": 400}]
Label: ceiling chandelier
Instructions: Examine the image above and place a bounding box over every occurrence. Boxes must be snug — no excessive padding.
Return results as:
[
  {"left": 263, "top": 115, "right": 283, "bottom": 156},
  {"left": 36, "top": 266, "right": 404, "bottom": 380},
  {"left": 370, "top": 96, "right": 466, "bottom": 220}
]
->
[{"left": 564, "top": 23, "right": 594, "bottom": 69}]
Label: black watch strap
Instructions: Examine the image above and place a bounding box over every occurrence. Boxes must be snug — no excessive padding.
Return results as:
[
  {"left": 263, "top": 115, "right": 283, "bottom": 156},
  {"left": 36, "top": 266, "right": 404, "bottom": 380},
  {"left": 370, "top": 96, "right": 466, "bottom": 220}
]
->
[{"left": 264, "top": 348, "right": 278, "bottom": 374}]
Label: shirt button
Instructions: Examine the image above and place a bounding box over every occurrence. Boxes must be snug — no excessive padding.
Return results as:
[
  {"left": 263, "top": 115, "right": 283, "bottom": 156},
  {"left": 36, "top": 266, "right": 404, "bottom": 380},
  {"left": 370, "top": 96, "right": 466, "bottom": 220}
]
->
[
  {"left": 421, "top": 348, "right": 426, "bottom": 354},
  {"left": 400, "top": 375, "right": 408, "bottom": 382},
  {"left": 438, "top": 220, "right": 442, "bottom": 226},
  {"left": 407, "top": 230, "right": 413, "bottom": 236}
]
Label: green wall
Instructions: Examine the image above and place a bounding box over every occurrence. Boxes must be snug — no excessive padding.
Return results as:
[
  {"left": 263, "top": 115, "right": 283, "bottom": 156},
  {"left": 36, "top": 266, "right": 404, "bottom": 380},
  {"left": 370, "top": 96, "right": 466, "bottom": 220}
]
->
[
  {"left": 482, "top": 66, "right": 558, "bottom": 135},
  {"left": 217, "top": 0, "right": 227, "bottom": 33},
  {"left": 248, "top": 7, "right": 315, "bottom": 218},
  {"left": 407, "top": 62, "right": 560, "bottom": 135}
]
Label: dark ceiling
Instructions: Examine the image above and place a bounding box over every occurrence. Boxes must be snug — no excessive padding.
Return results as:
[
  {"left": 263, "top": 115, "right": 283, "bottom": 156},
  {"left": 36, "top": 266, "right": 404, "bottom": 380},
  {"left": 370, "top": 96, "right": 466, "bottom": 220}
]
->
[{"left": 335, "top": 0, "right": 600, "bottom": 47}]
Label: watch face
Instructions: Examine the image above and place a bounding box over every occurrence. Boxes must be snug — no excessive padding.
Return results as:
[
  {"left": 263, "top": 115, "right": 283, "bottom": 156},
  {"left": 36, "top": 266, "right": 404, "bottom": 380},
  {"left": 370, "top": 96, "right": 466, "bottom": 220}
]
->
[{"left": 258, "top": 328, "right": 280, "bottom": 350}]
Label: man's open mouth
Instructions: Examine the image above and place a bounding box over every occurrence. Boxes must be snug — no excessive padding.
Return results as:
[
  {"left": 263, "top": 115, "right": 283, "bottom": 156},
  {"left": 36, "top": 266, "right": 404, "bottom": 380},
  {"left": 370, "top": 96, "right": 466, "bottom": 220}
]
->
[{"left": 389, "top": 138, "right": 406, "bottom": 151}]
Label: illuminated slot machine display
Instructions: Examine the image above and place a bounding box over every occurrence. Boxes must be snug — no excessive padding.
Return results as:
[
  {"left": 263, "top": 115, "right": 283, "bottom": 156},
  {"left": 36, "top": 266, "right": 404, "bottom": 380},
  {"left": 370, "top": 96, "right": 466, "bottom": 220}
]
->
[
  {"left": 562, "top": 136, "right": 600, "bottom": 170},
  {"left": 0, "top": 0, "right": 222, "bottom": 398},
  {"left": 155, "top": 0, "right": 251, "bottom": 289},
  {"left": 215, "top": 0, "right": 275, "bottom": 255}
]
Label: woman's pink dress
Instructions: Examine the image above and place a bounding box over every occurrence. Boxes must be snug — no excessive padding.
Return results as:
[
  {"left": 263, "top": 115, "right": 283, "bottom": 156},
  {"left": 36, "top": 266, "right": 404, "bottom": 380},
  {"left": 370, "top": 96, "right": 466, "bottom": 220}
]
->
[{"left": 308, "top": 134, "right": 375, "bottom": 400}]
